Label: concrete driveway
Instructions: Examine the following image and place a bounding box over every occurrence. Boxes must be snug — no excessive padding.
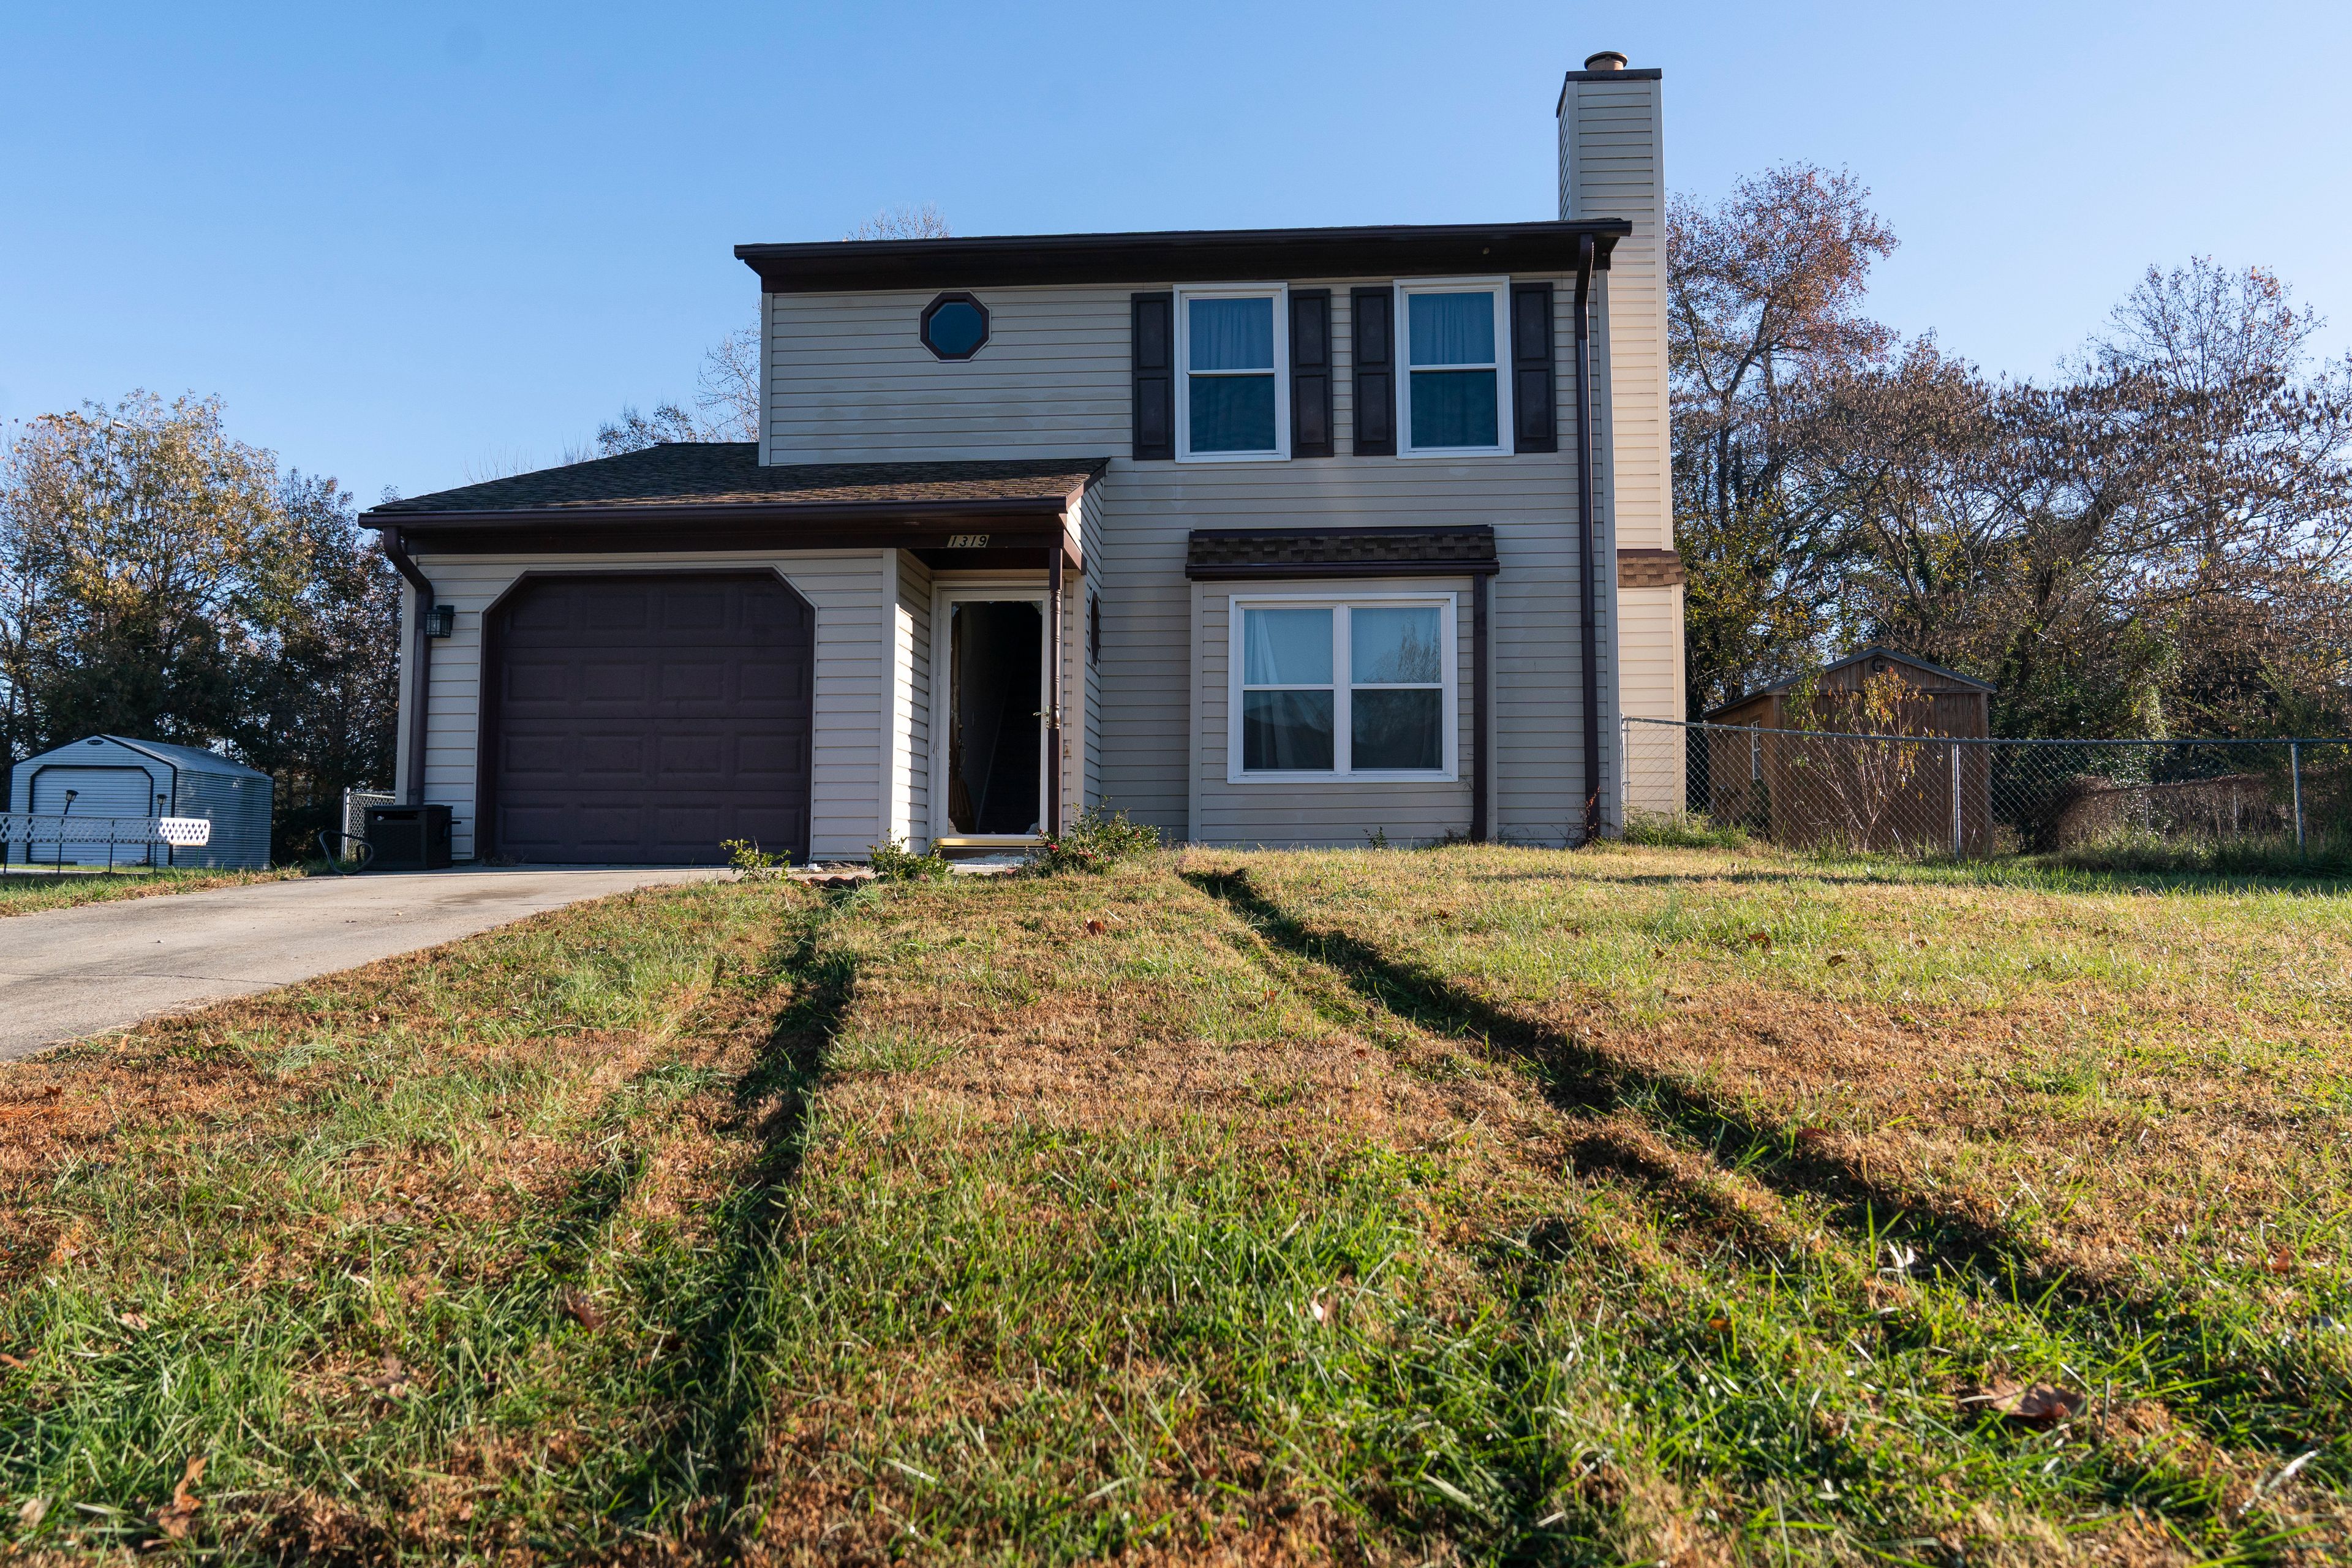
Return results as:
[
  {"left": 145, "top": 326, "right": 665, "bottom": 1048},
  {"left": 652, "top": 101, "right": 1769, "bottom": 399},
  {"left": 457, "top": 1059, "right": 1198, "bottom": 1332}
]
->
[{"left": 0, "top": 867, "right": 728, "bottom": 1063}]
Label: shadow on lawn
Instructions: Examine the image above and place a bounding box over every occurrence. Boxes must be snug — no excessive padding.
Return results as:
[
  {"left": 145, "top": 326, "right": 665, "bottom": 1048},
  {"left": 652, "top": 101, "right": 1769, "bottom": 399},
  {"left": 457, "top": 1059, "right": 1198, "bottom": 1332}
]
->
[
  {"left": 1182, "top": 868, "right": 2283, "bottom": 1330},
  {"left": 1188, "top": 865, "right": 2352, "bottom": 1452},
  {"left": 605, "top": 890, "right": 861, "bottom": 1552}
]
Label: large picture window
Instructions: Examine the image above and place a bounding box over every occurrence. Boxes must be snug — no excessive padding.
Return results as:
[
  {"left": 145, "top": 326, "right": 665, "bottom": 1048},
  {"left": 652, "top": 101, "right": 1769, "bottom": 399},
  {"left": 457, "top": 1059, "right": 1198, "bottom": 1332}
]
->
[
  {"left": 1231, "top": 596, "right": 1455, "bottom": 780},
  {"left": 1397, "top": 280, "right": 1511, "bottom": 458},
  {"left": 1177, "top": 286, "right": 1288, "bottom": 460}
]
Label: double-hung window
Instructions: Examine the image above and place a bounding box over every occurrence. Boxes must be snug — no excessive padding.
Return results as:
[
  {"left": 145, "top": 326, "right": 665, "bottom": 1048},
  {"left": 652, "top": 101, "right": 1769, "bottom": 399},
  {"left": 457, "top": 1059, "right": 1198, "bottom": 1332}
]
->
[
  {"left": 1177, "top": 285, "right": 1288, "bottom": 460},
  {"left": 1232, "top": 597, "right": 1454, "bottom": 780},
  {"left": 1397, "top": 279, "right": 1511, "bottom": 457}
]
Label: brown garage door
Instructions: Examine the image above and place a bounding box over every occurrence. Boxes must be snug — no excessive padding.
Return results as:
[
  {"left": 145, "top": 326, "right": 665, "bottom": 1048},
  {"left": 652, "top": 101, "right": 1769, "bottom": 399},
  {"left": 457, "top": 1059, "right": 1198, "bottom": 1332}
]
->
[{"left": 483, "top": 573, "right": 813, "bottom": 865}]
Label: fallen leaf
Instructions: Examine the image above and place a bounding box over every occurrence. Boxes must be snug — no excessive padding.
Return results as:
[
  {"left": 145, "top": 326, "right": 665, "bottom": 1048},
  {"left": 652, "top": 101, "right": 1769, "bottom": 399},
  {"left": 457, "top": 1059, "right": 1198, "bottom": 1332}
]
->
[
  {"left": 1651, "top": 947, "right": 1665, "bottom": 959},
  {"left": 1826, "top": 953, "right": 1849, "bottom": 968},
  {"left": 154, "top": 1455, "right": 205, "bottom": 1540},
  {"left": 1083, "top": 919, "right": 1107, "bottom": 936},
  {"left": 2269, "top": 1247, "right": 2296, "bottom": 1276},
  {"left": 1960, "top": 1379, "right": 2082, "bottom": 1427},
  {"left": 18, "top": 1495, "right": 47, "bottom": 1528},
  {"left": 116, "top": 1311, "right": 151, "bottom": 1332},
  {"left": 1706, "top": 1316, "right": 1732, "bottom": 1332},
  {"left": 1913, "top": 936, "right": 1929, "bottom": 949},
  {"left": 0, "top": 1352, "right": 28, "bottom": 1370},
  {"left": 557, "top": 1287, "right": 606, "bottom": 1331},
  {"left": 360, "top": 1352, "right": 413, "bottom": 1398},
  {"left": 1746, "top": 932, "right": 1773, "bottom": 949},
  {"left": 1308, "top": 1294, "right": 1328, "bottom": 1324}
]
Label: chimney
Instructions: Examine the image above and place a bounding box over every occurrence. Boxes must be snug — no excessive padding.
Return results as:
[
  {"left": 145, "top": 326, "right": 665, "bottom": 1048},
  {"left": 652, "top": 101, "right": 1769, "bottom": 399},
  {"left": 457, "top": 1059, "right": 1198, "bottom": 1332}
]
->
[{"left": 1557, "top": 53, "right": 1668, "bottom": 559}]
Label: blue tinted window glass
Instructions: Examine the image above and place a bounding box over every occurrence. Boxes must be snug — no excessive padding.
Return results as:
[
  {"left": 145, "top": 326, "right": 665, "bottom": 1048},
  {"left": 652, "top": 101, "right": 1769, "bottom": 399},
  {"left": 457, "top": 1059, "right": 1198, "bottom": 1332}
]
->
[
  {"left": 924, "top": 300, "right": 987, "bottom": 356},
  {"left": 1409, "top": 369, "right": 1498, "bottom": 449},
  {"left": 1243, "top": 608, "right": 1332, "bottom": 685},
  {"left": 1352, "top": 690, "right": 1443, "bottom": 771},
  {"left": 1243, "top": 690, "right": 1335, "bottom": 771},
  {"left": 1408, "top": 292, "right": 1496, "bottom": 366},
  {"left": 1189, "top": 374, "right": 1276, "bottom": 453},
  {"left": 1188, "top": 296, "right": 1274, "bottom": 370},
  {"left": 1351, "top": 607, "right": 1442, "bottom": 684}
]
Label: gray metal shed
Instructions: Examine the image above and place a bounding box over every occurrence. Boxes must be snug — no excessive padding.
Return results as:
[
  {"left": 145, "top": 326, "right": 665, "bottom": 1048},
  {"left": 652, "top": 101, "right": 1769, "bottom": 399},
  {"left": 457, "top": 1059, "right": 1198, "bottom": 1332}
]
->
[{"left": 7, "top": 736, "right": 274, "bottom": 869}]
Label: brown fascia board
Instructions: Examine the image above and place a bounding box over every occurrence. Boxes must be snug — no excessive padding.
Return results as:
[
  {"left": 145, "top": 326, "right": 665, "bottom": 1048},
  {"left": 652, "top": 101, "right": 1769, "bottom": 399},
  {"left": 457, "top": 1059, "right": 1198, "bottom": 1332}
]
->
[
  {"left": 370, "top": 495, "right": 1077, "bottom": 532},
  {"left": 378, "top": 500, "right": 1084, "bottom": 568},
  {"left": 735, "top": 221, "right": 1630, "bottom": 294},
  {"left": 1186, "top": 559, "right": 1499, "bottom": 581}
]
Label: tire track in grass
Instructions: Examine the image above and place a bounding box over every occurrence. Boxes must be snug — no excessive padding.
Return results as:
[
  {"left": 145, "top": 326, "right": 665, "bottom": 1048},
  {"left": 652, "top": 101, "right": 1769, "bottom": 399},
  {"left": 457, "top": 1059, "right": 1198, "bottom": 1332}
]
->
[
  {"left": 1187, "top": 865, "right": 2351, "bottom": 1548},
  {"left": 583, "top": 888, "right": 862, "bottom": 1557}
]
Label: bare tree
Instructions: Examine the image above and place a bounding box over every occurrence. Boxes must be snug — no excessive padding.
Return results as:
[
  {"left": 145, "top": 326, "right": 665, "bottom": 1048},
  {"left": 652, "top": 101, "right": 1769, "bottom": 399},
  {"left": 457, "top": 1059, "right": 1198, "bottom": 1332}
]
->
[
  {"left": 695, "top": 325, "right": 762, "bottom": 443},
  {"left": 1668, "top": 164, "right": 1899, "bottom": 714},
  {"left": 845, "top": 202, "right": 951, "bottom": 242}
]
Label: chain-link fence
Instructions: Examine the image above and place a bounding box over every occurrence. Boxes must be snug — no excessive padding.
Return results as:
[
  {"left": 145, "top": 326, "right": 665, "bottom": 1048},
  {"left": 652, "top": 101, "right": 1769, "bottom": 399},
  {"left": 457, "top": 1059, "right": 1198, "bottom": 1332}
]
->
[{"left": 1623, "top": 716, "right": 2352, "bottom": 865}]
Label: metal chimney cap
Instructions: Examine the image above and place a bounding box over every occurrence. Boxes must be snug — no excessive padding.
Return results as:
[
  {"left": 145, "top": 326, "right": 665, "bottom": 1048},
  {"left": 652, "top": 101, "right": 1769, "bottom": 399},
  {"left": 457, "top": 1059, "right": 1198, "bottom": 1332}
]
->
[{"left": 1583, "top": 50, "right": 1629, "bottom": 71}]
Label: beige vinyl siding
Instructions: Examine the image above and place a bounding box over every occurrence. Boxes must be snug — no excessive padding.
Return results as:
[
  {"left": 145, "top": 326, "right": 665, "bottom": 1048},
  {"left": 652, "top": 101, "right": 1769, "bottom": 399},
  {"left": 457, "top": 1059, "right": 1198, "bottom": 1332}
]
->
[
  {"left": 767, "top": 271, "right": 1622, "bottom": 845},
  {"left": 769, "top": 288, "right": 1130, "bottom": 462},
  {"left": 1618, "top": 582, "right": 1686, "bottom": 816},
  {"left": 1560, "top": 74, "right": 1670, "bottom": 556},
  {"left": 890, "top": 550, "right": 933, "bottom": 848},
  {"left": 1196, "top": 577, "right": 1475, "bottom": 846},
  {"left": 404, "top": 549, "right": 891, "bottom": 862}
]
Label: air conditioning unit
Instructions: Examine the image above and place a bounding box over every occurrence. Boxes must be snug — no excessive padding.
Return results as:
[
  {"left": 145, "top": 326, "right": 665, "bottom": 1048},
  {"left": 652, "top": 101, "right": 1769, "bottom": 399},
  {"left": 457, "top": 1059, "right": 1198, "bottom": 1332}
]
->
[{"left": 364, "top": 804, "right": 453, "bottom": 871}]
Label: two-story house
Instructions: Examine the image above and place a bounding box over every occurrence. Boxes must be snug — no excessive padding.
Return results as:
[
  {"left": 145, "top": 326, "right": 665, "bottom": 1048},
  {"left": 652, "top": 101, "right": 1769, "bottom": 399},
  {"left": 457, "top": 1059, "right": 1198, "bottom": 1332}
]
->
[{"left": 364, "top": 53, "right": 1684, "bottom": 865}]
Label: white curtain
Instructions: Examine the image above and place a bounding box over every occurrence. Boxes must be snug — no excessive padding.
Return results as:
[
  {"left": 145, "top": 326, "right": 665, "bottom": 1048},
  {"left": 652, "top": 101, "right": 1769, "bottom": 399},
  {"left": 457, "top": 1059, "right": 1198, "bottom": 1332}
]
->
[{"left": 1408, "top": 292, "right": 1494, "bottom": 367}]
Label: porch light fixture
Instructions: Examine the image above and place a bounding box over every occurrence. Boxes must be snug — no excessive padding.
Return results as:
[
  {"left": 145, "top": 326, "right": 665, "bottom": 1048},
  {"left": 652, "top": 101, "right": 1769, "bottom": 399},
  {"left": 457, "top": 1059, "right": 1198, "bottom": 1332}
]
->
[
  {"left": 424, "top": 604, "right": 456, "bottom": 638},
  {"left": 919, "top": 292, "right": 990, "bottom": 360}
]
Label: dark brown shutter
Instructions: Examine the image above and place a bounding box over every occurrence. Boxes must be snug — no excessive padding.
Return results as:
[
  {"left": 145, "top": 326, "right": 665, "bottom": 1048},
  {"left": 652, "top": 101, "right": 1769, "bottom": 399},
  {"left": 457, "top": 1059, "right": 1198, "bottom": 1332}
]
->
[
  {"left": 1289, "top": 288, "right": 1333, "bottom": 458},
  {"left": 1351, "top": 285, "right": 1395, "bottom": 456},
  {"left": 1131, "top": 291, "right": 1173, "bottom": 460},
  {"left": 1510, "top": 281, "right": 1557, "bottom": 454}
]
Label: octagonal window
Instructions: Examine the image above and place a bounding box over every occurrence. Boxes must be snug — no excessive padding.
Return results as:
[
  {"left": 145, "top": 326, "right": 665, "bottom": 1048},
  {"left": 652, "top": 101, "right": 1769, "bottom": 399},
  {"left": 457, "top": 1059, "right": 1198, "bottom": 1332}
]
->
[{"left": 920, "top": 292, "right": 989, "bottom": 360}]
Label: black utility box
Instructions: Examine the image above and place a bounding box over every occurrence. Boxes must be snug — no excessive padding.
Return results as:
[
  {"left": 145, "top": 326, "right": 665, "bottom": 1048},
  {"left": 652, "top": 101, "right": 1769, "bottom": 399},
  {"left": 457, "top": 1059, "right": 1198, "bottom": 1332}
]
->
[{"left": 365, "top": 804, "right": 453, "bottom": 870}]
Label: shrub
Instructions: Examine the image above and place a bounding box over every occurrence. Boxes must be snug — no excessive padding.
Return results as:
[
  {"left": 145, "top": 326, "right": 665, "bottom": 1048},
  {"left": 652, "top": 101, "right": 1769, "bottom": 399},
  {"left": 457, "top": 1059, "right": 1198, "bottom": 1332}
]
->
[
  {"left": 1023, "top": 805, "right": 1163, "bottom": 876},
  {"left": 1620, "top": 810, "right": 1752, "bottom": 850},
  {"left": 722, "top": 839, "right": 790, "bottom": 881},
  {"left": 868, "top": 837, "right": 952, "bottom": 883}
]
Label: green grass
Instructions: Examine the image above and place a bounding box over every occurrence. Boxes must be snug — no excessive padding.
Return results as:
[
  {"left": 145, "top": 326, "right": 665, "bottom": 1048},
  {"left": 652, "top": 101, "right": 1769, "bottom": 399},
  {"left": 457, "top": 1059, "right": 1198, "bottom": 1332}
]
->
[
  {"left": 4, "top": 846, "right": 2347, "bottom": 1562},
  {"left": 2036, "top": 825, "right": 2352, "bottom": 881},
  {"left": 0, "top": 862, "right": 306, "bottom": 916}
]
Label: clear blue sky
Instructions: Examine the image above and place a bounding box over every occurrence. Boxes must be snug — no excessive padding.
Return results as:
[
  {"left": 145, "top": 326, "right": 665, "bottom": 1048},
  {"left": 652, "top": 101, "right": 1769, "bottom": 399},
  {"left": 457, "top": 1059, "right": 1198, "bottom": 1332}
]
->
[{"left": 4, "top": 1, "right": 2348, "bottom": 508}]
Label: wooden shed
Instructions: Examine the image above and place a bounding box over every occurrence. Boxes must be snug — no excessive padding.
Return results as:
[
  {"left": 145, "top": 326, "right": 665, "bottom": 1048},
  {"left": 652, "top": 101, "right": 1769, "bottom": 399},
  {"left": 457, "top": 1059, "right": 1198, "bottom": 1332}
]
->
[{"left": 1703, "top": 648, "right": 1997, "bottom": 854}]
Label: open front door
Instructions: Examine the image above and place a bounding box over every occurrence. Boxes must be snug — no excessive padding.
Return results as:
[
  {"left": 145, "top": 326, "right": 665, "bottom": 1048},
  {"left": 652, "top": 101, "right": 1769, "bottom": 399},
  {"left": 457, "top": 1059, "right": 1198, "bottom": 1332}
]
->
[{"left": 938, "top": 596, "right": 1046, "bottom": 841}]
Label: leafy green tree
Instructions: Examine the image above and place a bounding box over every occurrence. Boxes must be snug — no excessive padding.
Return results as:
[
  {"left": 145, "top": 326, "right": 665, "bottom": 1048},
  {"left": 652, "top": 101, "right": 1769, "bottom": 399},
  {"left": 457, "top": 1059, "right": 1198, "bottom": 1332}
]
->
[{"left": 0, "top": 393, "right": 398, "bottom": 857}]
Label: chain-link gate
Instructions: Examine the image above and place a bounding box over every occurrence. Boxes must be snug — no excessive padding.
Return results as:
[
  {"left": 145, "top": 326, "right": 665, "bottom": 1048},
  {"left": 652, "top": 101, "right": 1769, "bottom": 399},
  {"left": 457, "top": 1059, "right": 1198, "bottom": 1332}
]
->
[{"left": 1624, "top": 717, "right": 2351, "bottom": 861}]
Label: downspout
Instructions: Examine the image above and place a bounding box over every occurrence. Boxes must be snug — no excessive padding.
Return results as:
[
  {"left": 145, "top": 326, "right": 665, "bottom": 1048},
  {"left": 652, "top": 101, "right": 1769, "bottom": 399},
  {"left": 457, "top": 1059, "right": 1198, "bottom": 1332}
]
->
[
  {"left": 1574, "top": 234, "right": 1601, "bottom": 844},
  {"left": 381, "top": 526, "right": 435, "bottom": 807},
  {"left": 1046, "top": 542, "right": 1065, "bottom": 837}
]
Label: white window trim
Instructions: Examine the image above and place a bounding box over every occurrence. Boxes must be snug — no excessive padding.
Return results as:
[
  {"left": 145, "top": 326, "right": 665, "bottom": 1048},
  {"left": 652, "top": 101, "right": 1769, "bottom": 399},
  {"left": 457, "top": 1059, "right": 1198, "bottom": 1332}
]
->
[
  {"left": 1394, "top": 277, "right": 1513, "bottom": 459},
  {"left": 929, "top": 586, "right": 1052, "bottom": 846},
  {"left": 1225, "top": 591, "right": 1458, "bottom": 785},
  {"left": 1175, "top": 282, "right": 1290, "bottom": 462}
]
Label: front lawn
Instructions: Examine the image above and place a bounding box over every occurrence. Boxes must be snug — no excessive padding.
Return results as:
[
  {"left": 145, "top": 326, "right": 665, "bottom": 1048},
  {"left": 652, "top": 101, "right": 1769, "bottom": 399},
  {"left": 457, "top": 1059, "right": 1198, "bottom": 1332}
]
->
[{"left": 3, "top": 845, "right": 2346, "bottom": 1562}]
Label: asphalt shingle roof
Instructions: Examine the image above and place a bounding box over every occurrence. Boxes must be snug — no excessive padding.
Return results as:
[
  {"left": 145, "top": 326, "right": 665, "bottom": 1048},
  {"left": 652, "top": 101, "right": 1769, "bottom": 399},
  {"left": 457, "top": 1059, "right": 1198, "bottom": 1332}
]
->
[
  {"left": 1185, "top": 526, "right": 1499, "bottom": 578},
  {"left": 366, "top": 444, "right": 1109, "bottom": 518}
]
